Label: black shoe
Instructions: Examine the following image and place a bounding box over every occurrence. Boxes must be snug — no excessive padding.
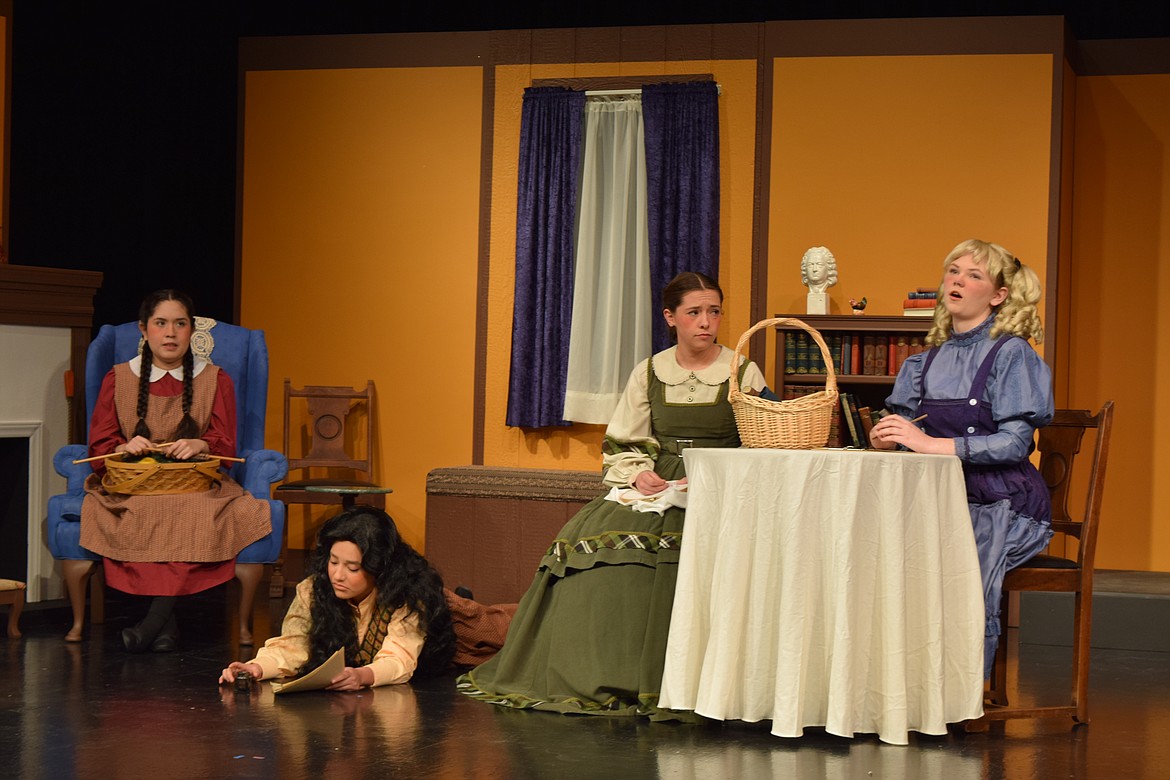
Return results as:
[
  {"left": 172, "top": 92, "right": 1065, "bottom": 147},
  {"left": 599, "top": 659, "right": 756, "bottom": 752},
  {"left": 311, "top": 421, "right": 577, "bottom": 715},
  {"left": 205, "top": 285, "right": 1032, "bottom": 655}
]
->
[
  {"left": 454, "top": 586, "right": 475, "bottom": 601},
  {"left": 151, "top": 615, "right": 178, "bottom": 653},
  {"left": 122, "top": 627, "right": 148, "bottom": 653}
]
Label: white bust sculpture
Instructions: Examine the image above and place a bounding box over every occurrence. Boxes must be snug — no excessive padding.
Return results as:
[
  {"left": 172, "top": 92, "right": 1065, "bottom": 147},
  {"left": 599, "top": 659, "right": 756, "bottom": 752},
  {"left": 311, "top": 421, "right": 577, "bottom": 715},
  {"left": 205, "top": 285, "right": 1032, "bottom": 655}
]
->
[
  {"left": 802, "top": 246, "right": 837, "bottom": 315},
  {"left": 801, "top": 246, "right": 838, "bottom": 294}
]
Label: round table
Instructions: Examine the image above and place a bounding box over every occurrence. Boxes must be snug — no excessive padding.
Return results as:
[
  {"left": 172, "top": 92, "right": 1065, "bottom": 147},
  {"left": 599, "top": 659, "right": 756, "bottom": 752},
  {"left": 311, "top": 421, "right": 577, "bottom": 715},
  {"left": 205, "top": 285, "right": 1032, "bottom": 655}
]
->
[{"left": 304, "top": 485, "right": 393, "bottom": 510}]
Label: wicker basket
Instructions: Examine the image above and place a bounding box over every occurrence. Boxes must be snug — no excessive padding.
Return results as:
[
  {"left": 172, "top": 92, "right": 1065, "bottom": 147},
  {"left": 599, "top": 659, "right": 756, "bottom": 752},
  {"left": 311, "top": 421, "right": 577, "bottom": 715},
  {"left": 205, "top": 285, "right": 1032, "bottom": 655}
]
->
[
  {"left": 729, "top": 317, "right": 839, "bottom": 449},
  {"left": 101, "top": 454, "right": 223, "bottom": 495}
]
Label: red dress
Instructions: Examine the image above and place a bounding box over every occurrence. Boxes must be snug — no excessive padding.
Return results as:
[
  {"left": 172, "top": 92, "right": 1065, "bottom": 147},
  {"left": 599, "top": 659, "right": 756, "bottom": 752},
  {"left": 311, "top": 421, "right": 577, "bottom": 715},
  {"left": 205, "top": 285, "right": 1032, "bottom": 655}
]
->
[{"left": 81, "top": 361, "right": 271, "bottom": 596}]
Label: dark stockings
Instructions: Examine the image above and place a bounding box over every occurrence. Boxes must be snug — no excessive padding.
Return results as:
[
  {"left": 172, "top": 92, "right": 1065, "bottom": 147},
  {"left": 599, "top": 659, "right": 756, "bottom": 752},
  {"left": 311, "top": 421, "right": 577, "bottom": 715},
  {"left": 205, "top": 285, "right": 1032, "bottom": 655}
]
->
[{"left": 122, "top": 596, "right": 178, "bottom": 653}]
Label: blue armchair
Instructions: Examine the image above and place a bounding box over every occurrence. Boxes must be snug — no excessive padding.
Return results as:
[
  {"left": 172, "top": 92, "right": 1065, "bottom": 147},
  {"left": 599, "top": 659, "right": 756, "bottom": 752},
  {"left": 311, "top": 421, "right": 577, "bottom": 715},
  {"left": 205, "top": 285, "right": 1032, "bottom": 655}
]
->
[{"left": 47, "top": 319, "right": 287, "bottom": 643}]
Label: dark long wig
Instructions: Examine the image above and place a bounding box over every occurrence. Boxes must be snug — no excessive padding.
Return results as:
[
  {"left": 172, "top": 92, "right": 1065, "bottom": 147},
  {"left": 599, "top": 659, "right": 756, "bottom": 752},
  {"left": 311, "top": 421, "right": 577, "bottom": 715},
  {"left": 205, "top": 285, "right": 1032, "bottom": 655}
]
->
[
  {"left": 134, "top": 289, "right": 200, "bottom": 441},
  {"left": 301, "top": 507, "right": 456, "bottom": 677}
]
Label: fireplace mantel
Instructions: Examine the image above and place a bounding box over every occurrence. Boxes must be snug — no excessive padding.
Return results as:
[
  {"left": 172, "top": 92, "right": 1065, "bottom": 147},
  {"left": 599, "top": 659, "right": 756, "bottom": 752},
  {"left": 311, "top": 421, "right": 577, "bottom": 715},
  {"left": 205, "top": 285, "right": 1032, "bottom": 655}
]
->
[{"left": 0, "top": 264, "right": 103, "bottom": 442}]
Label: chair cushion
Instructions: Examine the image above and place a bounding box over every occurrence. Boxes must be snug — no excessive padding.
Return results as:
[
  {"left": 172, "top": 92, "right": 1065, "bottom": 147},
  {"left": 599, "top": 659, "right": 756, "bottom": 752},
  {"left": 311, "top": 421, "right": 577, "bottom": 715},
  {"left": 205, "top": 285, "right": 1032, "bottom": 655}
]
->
[{"left": 1016, "top": 553, "right": 1079, "bottom": 570}]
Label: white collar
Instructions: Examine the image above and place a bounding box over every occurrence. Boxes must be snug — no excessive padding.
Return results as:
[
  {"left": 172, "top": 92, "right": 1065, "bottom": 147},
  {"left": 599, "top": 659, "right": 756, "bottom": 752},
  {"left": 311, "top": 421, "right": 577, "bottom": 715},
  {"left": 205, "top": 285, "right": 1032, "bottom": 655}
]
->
[
  {"left": 129, "top": 354, "right": 209, "bottom": 382},
  {"left": 652, "top": 345, "right": 736, "bottom": 386}
]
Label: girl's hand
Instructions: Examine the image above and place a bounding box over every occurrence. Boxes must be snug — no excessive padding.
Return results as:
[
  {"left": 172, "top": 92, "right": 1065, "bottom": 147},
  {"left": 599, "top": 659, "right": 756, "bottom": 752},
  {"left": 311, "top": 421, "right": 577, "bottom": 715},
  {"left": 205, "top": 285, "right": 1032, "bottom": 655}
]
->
[
  {"left": 219, "top": 661, "right": 262, "bottom": 685},
  {"left": 633, "top": 470, "right": 668, "bottom": 496},
  {"left": 118, "top": 435, "right": 154, "bottom": 456},
  {"left": 163, "top": 438, "right": 210, "bottom": 460},
  {"left": 869, "top": 415, "right": 955, "bottom": 456},
  {"left": 327, "top": 666, "right": 372, "bottom": 691}
]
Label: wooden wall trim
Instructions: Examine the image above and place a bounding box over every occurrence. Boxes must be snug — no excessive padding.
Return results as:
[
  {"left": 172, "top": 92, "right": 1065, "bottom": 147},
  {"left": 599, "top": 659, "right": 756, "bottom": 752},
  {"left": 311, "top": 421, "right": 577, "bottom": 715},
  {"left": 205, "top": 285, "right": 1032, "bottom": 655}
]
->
[
  {"left": 0, "top": 264, "right": 102, "bottom": 441},
  {"left": 0, "top": 264, "right": 102, "bottom": 328},
  {"left": 765, "top": 16, "right": 1066, "bottom": 57}
]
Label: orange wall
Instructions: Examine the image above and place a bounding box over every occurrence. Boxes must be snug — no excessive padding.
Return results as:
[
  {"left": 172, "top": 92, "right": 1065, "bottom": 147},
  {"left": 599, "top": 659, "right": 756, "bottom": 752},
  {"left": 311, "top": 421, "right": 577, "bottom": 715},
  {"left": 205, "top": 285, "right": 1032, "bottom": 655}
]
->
[
  {"left": 239, "top": 66, "right": 483, "bottom": 551},
  {"left": 234, "top": 37, "right": 1170, "bottom": 573},
  {"left": 768, "top": 54, "right": 1053, "bottom": 329},
  {"left": 482, "top": 59, "right": 759, "bottom": 471},
  {"left": 1070, "top": 74, "right": 1170, "bottom": 571}
]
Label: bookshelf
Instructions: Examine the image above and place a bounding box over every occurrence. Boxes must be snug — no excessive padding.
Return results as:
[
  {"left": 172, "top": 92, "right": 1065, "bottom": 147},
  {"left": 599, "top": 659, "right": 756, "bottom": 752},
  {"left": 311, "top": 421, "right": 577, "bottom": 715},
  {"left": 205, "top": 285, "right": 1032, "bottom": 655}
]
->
[{"left": 773, "top": 314, "right": 932, "bottom": 413}]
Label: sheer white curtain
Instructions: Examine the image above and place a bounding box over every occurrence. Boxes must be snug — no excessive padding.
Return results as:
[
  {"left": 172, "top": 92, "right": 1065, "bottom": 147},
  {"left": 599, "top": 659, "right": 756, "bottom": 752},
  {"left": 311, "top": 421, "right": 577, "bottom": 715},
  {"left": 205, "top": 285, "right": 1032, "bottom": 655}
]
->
[{"left": 562, "top": 96, "right": 652, "bottom": 424}]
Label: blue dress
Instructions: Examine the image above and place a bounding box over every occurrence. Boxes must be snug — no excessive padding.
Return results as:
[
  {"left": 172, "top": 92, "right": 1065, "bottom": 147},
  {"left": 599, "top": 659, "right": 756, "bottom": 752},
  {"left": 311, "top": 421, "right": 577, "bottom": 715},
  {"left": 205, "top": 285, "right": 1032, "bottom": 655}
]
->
[{"left": 886, "top": 315, "right": 1054, "bottom": 677}]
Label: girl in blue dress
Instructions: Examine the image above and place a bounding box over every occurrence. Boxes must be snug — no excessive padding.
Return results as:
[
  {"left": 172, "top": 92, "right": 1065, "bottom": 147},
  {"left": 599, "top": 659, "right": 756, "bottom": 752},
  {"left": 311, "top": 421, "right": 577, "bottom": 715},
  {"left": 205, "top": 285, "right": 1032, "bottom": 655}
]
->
[{"left": 870, "top": 239, "right": 1054, "bottom": 678}]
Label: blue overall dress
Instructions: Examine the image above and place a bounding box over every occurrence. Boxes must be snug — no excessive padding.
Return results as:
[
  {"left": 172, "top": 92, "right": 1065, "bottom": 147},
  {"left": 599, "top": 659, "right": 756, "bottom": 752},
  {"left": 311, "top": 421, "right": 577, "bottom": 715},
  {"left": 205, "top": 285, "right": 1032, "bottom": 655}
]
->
[{"left": 919, "top": 335, "right": 1053, "bottom": 677}]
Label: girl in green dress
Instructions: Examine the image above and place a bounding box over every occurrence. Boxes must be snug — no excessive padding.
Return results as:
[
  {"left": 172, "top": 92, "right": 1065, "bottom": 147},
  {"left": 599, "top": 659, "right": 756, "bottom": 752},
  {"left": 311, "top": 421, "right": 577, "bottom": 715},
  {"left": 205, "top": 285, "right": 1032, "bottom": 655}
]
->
[{"left": 459, "top": 272, "right": 765, "bottom": 717}]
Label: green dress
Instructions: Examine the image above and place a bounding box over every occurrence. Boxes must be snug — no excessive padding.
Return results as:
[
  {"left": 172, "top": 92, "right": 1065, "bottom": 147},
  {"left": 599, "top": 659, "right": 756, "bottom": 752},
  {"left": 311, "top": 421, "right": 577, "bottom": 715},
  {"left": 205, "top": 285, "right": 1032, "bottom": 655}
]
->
[{"left": 458, "top": 354, "right": 749, "bottom": 717}]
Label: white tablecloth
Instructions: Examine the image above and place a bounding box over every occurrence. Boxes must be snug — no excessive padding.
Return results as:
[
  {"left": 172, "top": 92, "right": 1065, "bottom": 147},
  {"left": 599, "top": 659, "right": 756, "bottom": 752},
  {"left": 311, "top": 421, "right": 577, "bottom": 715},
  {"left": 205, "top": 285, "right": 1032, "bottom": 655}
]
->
[{"left": 660, "top": 448, "right": 985, "bottom": 745}]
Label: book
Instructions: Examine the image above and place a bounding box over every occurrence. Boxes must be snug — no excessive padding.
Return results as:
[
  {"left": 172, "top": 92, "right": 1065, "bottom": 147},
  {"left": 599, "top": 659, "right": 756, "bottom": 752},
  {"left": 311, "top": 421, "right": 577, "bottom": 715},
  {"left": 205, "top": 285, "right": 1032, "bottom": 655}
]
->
[
  {"left": 894, "top": 335, "right": 910, "bottom": 374},
  {"left": 795, "top": 332, "right": 809, "bottom": 374},
  {"left": 862, "top": 335, "right": 876, "bottom": 375},
  {"left": 784, "top": 331, "right": 796, "bottom": 374},
  {"left": 829, "top": 333, "right": 843, "bottom": 377},
  {"left": 874, "top": 337, "right": 888, "bottom": 376},
  {"left": 902, "top": 298, "right": 937, "bottom": 308},
  {"left": 849, "top": 396, "right": 869, "bottom": 448},
  {"left": 907, "top": 291, "right": 938, "bottom": 299},
  {"left": 840, "top": 393, "right": 861, "bottom": 448},
  {"left": 850, "top": 337, "right": 861, "bottom": 374},
  {"left": 903, "top": 308, "right": 934, "bottom": 317},
  {"left": 270, "top": 647, "right": 345, "bottom": 694},
  {"left": 858, "top": 406, "right": 875, "bottom": 443}
]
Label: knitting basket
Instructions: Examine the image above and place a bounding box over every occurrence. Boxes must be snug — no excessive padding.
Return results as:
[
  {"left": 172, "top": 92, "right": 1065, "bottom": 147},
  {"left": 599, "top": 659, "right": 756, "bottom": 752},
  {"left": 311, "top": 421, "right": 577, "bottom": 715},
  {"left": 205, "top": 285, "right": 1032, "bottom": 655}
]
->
[
  {"left": 729, "top": 317, "right": 839, "bottom": 449},
  {"left": 101, "top": 454, "right": 223, "bottom": 495}
]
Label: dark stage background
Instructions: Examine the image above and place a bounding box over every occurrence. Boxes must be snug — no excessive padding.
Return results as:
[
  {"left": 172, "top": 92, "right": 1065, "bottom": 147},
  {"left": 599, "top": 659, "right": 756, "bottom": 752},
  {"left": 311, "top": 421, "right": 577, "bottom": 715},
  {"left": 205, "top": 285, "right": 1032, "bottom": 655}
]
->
[{"left": 7, "top": 2, "right": 1169, "bottom": 331}]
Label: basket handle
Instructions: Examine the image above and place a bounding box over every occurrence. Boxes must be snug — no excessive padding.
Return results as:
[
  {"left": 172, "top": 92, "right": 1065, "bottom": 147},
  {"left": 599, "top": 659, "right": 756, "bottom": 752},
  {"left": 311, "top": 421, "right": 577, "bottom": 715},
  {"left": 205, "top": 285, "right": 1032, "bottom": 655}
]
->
[{"left": 729, "top": 317, "right": 838, "bottom": 396}]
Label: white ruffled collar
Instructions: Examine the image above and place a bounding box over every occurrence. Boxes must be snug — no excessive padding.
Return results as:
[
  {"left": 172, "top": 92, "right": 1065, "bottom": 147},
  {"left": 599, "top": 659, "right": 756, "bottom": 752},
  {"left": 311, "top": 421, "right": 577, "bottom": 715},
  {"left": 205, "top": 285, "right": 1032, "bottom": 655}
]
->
[
  {"left": 652, "top": 345, "right": 736, "bottom": 386},
  {"left": 129, "top": 354, "right": 209, "bottom": 382}
]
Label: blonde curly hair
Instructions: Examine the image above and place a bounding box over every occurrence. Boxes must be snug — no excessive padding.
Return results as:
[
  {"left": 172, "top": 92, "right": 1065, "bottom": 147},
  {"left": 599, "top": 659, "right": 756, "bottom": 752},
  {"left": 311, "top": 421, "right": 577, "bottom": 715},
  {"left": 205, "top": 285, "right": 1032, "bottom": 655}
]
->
[{"left": 925, "top": 239, "right": 1044, "bottom": 347}]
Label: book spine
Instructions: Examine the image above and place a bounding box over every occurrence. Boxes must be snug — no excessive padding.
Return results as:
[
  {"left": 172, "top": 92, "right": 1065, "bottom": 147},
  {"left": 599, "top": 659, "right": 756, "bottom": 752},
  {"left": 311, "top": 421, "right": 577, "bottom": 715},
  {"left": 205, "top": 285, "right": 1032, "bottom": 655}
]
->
[
  {"left": 862, "top": 335, "right": 876, "bottom": 376},
  {"left": 784, "top": 331, "right": 796, "bottom": 375},
  {"left": 873, "top": 336, "right": 888, "bottom": 376},
  {"left": 908, "top": 291, "right": 939, "bottom": 299},
  {"left": 850, "top": 337, "right": 861, "bottom": 374},
  {"left": 809, "top": 333, "right": 824, "bottom": 375},
  {"left": 850, "top": 398, "right": 869, "bottom": 449},
  {"left": 894, "top": 336, "right": 909, "bottom": 374},
  {"left": 901, "top": 298, "right": 937, "bottom": 308},
  {"left": 858, "top": 406, "right": 875, "bottom": 445},
  {"left": 795, "top": 332, "right": 809, "bottom": 374},
  {"left": 840, "top": 393, "right": 861, "bottom": 448}
]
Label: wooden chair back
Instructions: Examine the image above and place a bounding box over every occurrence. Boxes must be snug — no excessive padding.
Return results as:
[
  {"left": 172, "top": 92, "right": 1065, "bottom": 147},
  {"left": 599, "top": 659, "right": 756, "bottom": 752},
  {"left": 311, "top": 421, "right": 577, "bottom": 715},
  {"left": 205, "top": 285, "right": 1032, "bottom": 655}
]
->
[{"left": 282, "top": 380, "right": 376, "bottom": 478}]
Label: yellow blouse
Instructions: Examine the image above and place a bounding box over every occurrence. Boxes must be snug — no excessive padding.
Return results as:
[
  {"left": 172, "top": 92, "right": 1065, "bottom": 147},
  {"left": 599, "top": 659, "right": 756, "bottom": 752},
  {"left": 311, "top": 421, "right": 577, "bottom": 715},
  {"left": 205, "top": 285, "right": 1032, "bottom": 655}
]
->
[{"left": 249, "top": 577, "right": 424, "bottom": 687}]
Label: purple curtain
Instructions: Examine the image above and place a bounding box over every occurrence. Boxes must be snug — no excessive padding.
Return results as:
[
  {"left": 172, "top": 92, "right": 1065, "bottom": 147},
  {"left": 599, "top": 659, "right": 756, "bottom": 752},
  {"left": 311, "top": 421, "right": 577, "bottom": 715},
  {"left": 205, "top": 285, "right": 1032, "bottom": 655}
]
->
[
  {"left": 642, "top": 82, "right": 720, "bottom": 353},
  {"left": 506, "top": 87, "right": 585, "bottom": 428}
]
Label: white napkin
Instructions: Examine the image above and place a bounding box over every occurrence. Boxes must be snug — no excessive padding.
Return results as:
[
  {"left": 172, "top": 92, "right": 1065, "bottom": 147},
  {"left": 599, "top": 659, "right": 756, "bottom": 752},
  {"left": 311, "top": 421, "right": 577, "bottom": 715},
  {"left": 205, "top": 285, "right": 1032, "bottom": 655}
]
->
[{"left": 603, "top": 480, "right": 688, "bottom": 514}]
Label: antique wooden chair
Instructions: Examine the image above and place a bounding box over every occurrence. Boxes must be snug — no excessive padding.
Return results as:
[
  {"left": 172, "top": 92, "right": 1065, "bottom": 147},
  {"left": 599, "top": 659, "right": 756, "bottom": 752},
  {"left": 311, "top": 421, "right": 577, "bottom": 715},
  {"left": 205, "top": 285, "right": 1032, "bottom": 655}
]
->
[
  {"left": 980, "top": 401, "right": 1115, "bottom": 724},
  {"left": 272, "top": 380, "right": 383, "bottom": 593}
]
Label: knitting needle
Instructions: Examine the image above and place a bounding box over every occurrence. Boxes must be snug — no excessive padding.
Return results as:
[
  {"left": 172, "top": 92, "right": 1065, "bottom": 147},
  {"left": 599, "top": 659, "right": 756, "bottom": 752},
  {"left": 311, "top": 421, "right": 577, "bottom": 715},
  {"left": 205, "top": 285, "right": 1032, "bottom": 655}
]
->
[
  {"left": 910, "top": 414, "right": 928, "bottom": 423},
  {"left": 73, "top": 448, "right": 245, "bottom": 464}
]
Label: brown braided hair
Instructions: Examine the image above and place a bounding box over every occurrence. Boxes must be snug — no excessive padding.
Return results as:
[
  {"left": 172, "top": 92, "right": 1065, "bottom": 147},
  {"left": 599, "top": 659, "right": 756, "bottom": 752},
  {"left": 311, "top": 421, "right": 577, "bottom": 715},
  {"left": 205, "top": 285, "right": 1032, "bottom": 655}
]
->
[{"left": 134, "top": 290, "right": 200, "bottom": 441}]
